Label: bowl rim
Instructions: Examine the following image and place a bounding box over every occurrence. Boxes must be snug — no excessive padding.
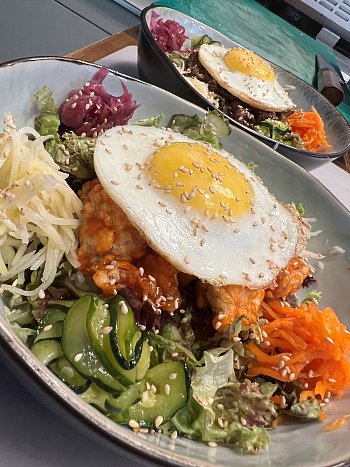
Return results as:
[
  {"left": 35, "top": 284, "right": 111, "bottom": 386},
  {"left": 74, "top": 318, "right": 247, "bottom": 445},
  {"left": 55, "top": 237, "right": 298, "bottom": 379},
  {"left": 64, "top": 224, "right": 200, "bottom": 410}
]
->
[
  {"left": 139, "top": 4, "right": 350, "bottom": 160},
  {"left": 0, "top": 54, "right": 349, "bottom": 467}
]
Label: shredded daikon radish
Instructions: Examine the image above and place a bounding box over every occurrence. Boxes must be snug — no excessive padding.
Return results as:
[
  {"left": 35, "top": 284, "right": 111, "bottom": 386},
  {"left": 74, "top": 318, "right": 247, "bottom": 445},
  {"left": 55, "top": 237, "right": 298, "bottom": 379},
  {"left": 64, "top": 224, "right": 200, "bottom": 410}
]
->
[{"left": 0, "top": 122, "right": 82, "bottom": 298}]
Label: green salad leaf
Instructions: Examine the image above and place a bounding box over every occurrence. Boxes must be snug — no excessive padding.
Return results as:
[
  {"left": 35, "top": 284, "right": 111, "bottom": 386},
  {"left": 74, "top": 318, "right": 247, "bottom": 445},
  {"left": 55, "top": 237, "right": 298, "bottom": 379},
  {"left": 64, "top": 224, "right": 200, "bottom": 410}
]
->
[
  {"left": 34, "top": 86, "right": 60, "bottom": 136},
  {"left": 131, "top": 114, "right": 164, "bottom": 126},
  {"left": 34, "top": 87, "right": 95, "bottom": 181},
  {"left": 286, "top": 397, "right": 321, "bottom": 420},
  {"left": 167, "top": 111, "right": 230, "bottom": 149}
]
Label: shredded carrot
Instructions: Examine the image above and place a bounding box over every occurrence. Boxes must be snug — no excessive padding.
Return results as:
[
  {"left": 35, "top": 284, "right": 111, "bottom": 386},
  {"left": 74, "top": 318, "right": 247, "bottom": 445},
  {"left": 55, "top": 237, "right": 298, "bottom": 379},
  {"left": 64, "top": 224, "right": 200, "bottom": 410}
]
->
[
  {"left": 323, "top": 414, "right": 350, "bottom": 431},
  {"left": 286, "top": 106, "right": 331, "bottom": 152},
  {"left": 247, "top": 299, "right": 350, "bottom": 400}
]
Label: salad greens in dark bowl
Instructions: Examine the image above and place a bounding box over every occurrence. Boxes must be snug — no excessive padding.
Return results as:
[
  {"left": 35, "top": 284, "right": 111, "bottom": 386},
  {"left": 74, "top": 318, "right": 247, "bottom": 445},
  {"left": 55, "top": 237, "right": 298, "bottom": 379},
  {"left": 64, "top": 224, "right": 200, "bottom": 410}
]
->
[
  {"left": 1, "top": 57, "right": 350, "bottom": 467},
  {"left": 138, "top": 5, "right": 350, "bottom": 171}
]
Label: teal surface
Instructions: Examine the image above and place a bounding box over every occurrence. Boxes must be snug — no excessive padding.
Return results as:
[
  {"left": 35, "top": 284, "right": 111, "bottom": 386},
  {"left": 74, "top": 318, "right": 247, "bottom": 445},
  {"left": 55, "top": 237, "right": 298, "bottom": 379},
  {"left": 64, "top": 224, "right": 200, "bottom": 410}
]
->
[{"left": 154, "top": 0, "right": 350, "bottom": 122}]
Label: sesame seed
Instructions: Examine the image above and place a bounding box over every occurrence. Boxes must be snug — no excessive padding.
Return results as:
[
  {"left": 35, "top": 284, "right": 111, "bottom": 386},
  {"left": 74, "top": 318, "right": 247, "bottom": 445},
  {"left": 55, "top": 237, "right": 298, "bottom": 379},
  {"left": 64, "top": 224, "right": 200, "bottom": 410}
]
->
[
  {"left": 208, "top": 441, "right": 217, "bottom": 448},
  {"left": 328, "top": 378, "right": 337, "bottom": 383},
  {"left": 138, "top": 324, "right": 146, "bottom": 331},
  {"left": 289, "top": 372, "right": 296, "bottom": 381},
  {"left": 74, "top": 353, "right": 83, "bottom": 362},
  {"left": 217, "top": 404, "right": 225, "bottom": 410},
  {"left": 169, "top": 373, "right": 177, "bottom": 380},
  {"left": 308, "top": 370, "right": 314, "bottom": 378},
  {"left": 139, "top": 267, "right": 144, "bottom": 276},
  {"left": 232, "top": 336, "right": 241, "bottom": 342},
  {"left": 129, "top": 420, "right": 139, "bottom": 429},
  {"left": 171, "top": 431, "right": 178, "bottom": 440},
  {"left": 102, "top": 326, "right": 113, "bottom": 334},
  {"left": 155, "top": 416, "right": 163, "bottom": 428},
  {"left": 326, "top": 337, "right": 334, "bottom": 344},
  {"left": 262, "top": 330, "right": 268, "bottom": 338},
  {"left": 180, "top": 317, "right": 188, "bottom": 324},
  {"left": 119, "top": 301, "right": 128, "bottom": 315},
  {"left": 281, "top": 368, "right": 288, "bottom": 378},
  {"left": 38, "top": 289, "right": 45, "bottom": 299},
  {"left": 43, "top": 324, "right": 53, "bottom": 332},
  {"left": 141, "top": 391, "right": 149, "bottom": 403},
  {"left": 172, "top": 352, "right": 179, "bottom": 357},
  {"left": 304, "top": 383, "right": 309, "bottom": 389},
  {"left": 278, "top": 360, "right": 285, "bottom": 369},
  {"left": 71, "top": 102, "right": 77, "bottom": 109},
  {"left": 184, "top": 255, "right": 190, "bottom": 264},
  {"left": 240, "top": 416, "right": 247, "bottom": 426},
  {"left": 214, "top": 321, "right": 222, "bottom": 330},
  {"left": 164, "top": 384, "right": 171, "bottom": 395}
]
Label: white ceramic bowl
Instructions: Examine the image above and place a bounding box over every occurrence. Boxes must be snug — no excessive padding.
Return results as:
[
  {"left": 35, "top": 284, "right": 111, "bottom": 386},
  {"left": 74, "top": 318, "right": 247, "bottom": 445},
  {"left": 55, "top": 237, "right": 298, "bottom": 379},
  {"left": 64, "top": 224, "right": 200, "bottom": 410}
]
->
[{"left": 0, "top": 57, "right": 350, "bottom": 467}]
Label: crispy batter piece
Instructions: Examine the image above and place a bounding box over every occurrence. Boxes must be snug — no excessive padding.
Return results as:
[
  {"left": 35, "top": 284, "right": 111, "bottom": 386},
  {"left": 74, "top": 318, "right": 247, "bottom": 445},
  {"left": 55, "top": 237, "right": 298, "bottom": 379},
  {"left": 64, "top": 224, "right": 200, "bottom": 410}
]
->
[
  {"left": 266, "top": 256, "right": 312, "bottom": 299},
  {"left": 196, "top": 256, "right": 312, "bottom": 333},
  {"left": 77, "top": 180, "right": 148, "bottom": 273},
  {"left": 208, "top": 284, "right": 265, "bottom": 330}
]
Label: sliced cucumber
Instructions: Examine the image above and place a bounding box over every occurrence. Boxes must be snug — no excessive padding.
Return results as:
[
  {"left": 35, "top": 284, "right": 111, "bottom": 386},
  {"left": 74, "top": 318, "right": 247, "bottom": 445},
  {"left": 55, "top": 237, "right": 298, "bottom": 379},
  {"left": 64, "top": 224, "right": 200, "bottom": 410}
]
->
[
  {"left": 35, "top": 308, "right": 66, "bottom": 342},
  {"left": 87, "top": 298, "right": 150, "bottom": 385},
  {"left": 61, "top": 295, "right": 124, "bottom": 393},
  {"left": 108, "top": 295, "right": 150, "bottom": 372},
  {"left": 34, "top": 321, "right": 64, "bottom": 343},
  {"left": 108, "top": 380, "right": 146, "bottom": 423},
  {"left": 80, "top": 382, "right": 112, "bottom": 414},
  {"left": 204, "top": 110, "right": 231, "bottom": 137},
  {"left": 37, "top": 308, "right": 66, "bottom": 332},
  {"left": 110, "top": 361, "right": 188, "bottom": 427},
  {"left": 31, "top": 339, "right": 63, "bottom": 365},
  {"left": 50, "top": 356, "right": 89, "bottom": 394}
]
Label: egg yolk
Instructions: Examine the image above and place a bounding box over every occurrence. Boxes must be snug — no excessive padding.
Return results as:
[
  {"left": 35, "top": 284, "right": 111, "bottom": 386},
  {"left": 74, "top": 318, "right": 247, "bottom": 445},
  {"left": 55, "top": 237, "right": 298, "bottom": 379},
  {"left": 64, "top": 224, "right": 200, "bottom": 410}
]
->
[
  {"left": 224, "top": 48, "right": 274, "bottom": 82},
  {"left": 147, "top": 142, "right": 253, "bottom": 219}
]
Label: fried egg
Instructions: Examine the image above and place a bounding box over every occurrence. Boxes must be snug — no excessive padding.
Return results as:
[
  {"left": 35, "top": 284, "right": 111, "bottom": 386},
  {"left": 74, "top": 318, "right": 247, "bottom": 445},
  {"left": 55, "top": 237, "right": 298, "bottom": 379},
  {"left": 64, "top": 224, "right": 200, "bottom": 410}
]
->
[
  {"left": 94, "top": 125, "right": 309, "bottom": 288},
  {"left": 198, "top": 44, "right": 295, "bottom": 112}
]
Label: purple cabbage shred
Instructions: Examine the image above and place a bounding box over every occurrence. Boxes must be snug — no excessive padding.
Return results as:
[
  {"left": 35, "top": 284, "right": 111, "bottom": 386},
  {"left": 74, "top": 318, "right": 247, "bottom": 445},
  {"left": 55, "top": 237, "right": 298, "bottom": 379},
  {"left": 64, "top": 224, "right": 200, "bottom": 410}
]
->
[
  {"left": 150, "top": 11, "right": 189, "bottom": 53},
  {"left": 60, "top": 66, "right": 139, "bottom": 136}
]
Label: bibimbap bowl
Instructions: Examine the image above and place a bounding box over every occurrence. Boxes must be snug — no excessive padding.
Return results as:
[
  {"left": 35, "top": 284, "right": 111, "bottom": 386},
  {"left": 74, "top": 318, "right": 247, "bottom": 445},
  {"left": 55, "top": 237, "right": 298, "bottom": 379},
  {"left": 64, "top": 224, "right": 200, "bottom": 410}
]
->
[
  {"left": 138, "top": 5, "right": 350, "bottom": 171},
  {"left": 0, "top": 57, "right": 350, "bottom": 467}
]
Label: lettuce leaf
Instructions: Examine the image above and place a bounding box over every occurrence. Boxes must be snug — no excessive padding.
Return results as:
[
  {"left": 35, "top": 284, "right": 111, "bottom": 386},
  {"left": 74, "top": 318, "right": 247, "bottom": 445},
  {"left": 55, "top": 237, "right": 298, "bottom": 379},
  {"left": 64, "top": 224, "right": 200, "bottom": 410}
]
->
[
  {"left": 34, "top": 87, "right": 95, "bottom": 181},
  {"left": 162, "top": 393, "right": 271, "bottom": 453},
  {"left": 34, "top": 86, "right": 60, "bottom": 137}
]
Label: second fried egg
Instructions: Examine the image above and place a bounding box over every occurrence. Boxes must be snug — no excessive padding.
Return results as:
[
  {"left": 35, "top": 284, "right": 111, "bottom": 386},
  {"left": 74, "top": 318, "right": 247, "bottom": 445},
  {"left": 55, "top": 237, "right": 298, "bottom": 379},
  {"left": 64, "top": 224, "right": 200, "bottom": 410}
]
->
[{"left": 198, "top": 44, "right": 295, "bottom": 113}]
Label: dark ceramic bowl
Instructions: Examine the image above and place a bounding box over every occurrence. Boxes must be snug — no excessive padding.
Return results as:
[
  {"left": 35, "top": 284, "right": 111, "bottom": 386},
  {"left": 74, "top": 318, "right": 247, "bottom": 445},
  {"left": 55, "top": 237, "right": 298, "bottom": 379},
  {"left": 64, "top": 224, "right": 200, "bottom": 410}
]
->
[{"left": 138, "top": 5, "right": 350, "bottom": 171}]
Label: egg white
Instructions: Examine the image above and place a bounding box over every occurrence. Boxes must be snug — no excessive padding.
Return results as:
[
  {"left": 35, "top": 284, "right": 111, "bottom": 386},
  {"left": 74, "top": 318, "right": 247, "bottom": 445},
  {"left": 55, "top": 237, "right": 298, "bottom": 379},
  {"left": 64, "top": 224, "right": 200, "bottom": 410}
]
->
[
  {"left": 94, "top": 125, "right": 309, "bottom": 288},
  {"left": 198, "top": 44, "right": 295, "bottom": 113}
]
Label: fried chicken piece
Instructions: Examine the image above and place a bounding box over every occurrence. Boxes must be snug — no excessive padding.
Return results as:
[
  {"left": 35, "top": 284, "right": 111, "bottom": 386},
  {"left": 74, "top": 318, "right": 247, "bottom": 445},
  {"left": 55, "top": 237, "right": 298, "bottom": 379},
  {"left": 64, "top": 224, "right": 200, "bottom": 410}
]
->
[
  {"left": 207, "top": 285, "right": 265, "bottom": 331},
  {"left": 195, "top": 256, "right": 312, "bottom": 333},
  {"left": 77, "top": 179, "right": 148, "bottom": 273},
  {"left": 92, "top": 255, "right": 140, "bottom": 296},
  {"left": 138, "top": 252, "right": 182, "bottom": 312},
  {"left": 266, "top": 256, "right": 312, "bottom": 299},
  {"left": 92, "top": 251, "right": 182, "bottom": 313}
]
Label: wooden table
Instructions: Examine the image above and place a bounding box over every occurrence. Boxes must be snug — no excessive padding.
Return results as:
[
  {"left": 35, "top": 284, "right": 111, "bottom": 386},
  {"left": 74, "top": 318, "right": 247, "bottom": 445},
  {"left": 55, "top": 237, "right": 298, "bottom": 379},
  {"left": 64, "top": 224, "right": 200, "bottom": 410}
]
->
[{"left": 67, "top": 26, "right": 350, "bottom": 173}]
